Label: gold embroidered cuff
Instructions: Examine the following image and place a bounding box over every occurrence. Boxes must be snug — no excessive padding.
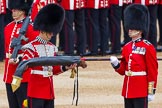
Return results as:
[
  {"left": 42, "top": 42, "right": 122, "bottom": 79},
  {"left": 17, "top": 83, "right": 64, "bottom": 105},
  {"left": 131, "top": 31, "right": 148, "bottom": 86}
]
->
[{"left": 148, "top": 82, "right": 155, "bottom": 95}]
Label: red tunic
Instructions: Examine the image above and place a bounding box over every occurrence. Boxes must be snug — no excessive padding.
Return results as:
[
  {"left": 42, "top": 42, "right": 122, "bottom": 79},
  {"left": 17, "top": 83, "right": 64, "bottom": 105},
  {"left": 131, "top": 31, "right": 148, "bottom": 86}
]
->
[
  {"left": 159, "top": 0, "right": 162, "bottom": 4},
  {"left": 0, "top": 0, "right": 6, "bottom": 14},
  {"left": 30, "top": 0, "right": 56, "bottom": 22},
  {"left": 59, "top": 0, "right": 86, "bottom": 10},
  {"left": 22, "top": 36, "right": 63, "bottom": 99},
  {"left": 110, "top": 0, "right": 133, "bottom": 5},
  {"left": 86, "top": 0, "right": 110, "bottom": 9},
  {"left": 115, "top": 39, "right": 158, "bottom": 98},
  {"left": 3, "top": 19, "right": 39, "bottom": 83},
  {"left": 134, "top": 0, "right": 159, "bottom": 5}
]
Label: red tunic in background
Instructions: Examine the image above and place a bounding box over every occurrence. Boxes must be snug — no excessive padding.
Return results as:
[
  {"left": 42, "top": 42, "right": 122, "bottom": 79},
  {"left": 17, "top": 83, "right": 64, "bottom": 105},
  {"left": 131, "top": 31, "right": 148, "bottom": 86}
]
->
[
  {"left": 86, "top": 0, "right": 110, "bottom": 9},
  {"left": 0, "top": 0, "right": 6, "bottom": 14},
  {"left": 109, "top": 0, "right": 133, "bottom": 5},
  {"left": 134, "top": 0, "right": 159, "bottom": 5},
  {"left": 59, "top": 0, "right": 86, "bottom": 10}
]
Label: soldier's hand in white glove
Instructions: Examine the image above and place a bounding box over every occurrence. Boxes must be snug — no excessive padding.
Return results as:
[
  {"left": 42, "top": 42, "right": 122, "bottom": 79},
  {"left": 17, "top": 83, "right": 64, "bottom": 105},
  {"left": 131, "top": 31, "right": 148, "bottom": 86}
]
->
[
  {"left": 148, "top": 94, "right": 155, "bottom": 102},
  {"left": 110, "top": 56, "right": 120, "bottom": 69},
  {"left": 8, "top": 58, "right": 19, "bottom": 64}
]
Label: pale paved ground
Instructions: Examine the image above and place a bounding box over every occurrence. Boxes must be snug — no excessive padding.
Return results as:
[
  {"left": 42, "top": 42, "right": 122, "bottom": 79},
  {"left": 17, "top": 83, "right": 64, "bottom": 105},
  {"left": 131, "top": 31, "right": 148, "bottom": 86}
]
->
[{"left": 0, "top": 54, "right": 162, "bottom": 108}]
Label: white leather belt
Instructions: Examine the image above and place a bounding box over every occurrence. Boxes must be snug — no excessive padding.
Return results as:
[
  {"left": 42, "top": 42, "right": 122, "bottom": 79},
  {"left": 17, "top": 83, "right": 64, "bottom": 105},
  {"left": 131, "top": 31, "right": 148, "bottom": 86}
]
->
[
  {"left": 31, "top": 70, "right": 53, "bottom": 77},
  {"left": 6, "top": 53, "right": 23, "bottom": 58},
  {"left": 125, "top": 71, "right": 147, "bottom": 76}
]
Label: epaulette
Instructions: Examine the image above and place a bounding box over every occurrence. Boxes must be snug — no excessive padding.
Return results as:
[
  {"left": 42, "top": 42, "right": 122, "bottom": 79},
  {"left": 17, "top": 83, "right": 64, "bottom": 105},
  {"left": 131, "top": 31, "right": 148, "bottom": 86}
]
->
[
  {"left": 143, "top": 39, "right": 151, "bottom": 45},
  {"left": 22, "top": 42, "right": 35, "bottom": 51}
]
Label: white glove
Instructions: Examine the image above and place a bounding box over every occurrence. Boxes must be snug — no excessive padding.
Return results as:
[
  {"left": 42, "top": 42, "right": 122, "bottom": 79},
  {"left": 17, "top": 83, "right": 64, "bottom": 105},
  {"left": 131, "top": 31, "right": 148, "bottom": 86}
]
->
[
  {"left": 110, "top": 56, "right": 119, "bottom": 67},
  {"left": 148, "top": 94, "right": 155, "bottom": 102},
  {"left": 8, "top": 58, "right": 19, "bottom": 64}
]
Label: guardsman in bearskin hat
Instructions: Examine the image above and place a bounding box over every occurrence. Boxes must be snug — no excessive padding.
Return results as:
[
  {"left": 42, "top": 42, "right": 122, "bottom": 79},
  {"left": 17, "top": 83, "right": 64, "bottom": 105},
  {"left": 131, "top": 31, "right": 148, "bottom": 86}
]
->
[
  {"left": 110, "top": 4, "right": 158, "bottom": 108},
  {"left": 21, "top": 4, "right": 85, "bottom": 108},
  {"left": 3, "top": 0, "right": 39, "bottom": 107},
  {"left": 30, "top": 0, "right": 58, "bottom": 47}
]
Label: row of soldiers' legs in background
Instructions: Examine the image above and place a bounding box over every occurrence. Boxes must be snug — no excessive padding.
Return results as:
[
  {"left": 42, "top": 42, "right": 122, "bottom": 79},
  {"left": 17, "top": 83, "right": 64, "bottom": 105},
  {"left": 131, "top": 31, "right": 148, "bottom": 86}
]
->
[
  {"left": 56, "top": 5, "right": 162, "bottom": 56},
  {"left": 1, "top": 5, "right": 162, "bottom": 60},
  {"left": 0, "top": 14, "right": 5, "bottom": 61},
  {"left": 157, "top": 4, "right": 162, "bottom": 51}
]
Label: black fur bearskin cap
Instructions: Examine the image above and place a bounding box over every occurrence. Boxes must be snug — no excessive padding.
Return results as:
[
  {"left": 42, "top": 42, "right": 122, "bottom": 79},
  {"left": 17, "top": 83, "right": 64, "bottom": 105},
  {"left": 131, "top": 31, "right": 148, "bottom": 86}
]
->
[
  {"left": 33, "top": 4, "right": 65, "bottom": 34},
  {"left": 124, "top": 4, "right": 150, "bottom": 38},
  {"left": 8, "top": 0, "right": 33, "bottom": 15}
]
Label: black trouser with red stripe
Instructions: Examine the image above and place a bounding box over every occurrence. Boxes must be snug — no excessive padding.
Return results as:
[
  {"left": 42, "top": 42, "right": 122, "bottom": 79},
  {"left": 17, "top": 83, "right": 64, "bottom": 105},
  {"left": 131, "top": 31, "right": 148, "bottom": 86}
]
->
[
  {"left": 60, "top": 9, "right": 87, "bottom": 55},
  {"left": 0, "top": 9, "right": 13, "bottom": 61},
  {"left": 28, "top": 97, "right": 54, "bottom": 108},
  {"left": 6, "top": 83, "right": 28, "bottom": 108},
  {"left": 86, "top": 8, "right": 109, "bottom": 54},
  {"left": 124, "top": 97, "right": 148, "bottom": 108},
  {"left": 158, "top": 4, "right": 162, "bottom": 45},
  {"left": 147, "top": 5, "right": 158, "bottom": 49},
  {"left": 109, "top": 5, "right": 122, "bottom": 52},
  {"left": 0, "top": 14, "right": 5, "bottom": 61}
]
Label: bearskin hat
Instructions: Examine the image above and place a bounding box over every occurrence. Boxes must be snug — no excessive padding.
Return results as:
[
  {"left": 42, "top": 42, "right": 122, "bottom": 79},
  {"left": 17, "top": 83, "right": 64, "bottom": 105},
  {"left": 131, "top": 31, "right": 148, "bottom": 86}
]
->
[
  {"left": 8, "top": 0, "right": 33, "bottom": 15},
  {"left": 124, "top": 4, "right": 150, "bottom": 38},
  {"left": 33, "top": 4, "right": 65, "bottom": 34}
]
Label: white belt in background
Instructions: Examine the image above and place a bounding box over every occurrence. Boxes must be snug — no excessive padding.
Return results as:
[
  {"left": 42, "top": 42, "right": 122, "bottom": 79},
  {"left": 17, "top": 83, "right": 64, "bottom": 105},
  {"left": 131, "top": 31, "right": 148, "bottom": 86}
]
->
[
  {"left": 31, "top": 70, "right": 53, "bottom": 77},
  {"left": 125, "top": 71, "right": 147, "bottom": 76}
]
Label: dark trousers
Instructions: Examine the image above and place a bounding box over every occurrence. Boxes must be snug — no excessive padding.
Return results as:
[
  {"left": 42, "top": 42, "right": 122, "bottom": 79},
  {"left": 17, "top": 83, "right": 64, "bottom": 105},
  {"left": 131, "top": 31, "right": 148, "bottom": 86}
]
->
[
  {"left": 6, "top": 83, "right": 28, "bottom": 108},
  {"left": 99, "top": 8, "right": 109, "bottom": 53},
  {"left": 0, "top": 14, "right": 5, "bottom": 61},
  {"left": 158, "top": 5, "right": 162, "bottom": 45},
  {"left": 86, "top": 8, "right": 109, "bottom": 54},
  {"left": 85, "top": 8, "right": 99, "bottom": 53},
  {"left": 28, "top": 97, "right": 54, "bottom": 108},
  {"left": 147, "top": 5, "right": 158, "bottom": 48},
  {"left": 124, "top": 97, "right": 148, "bottom": 108},
  {"left": 109, "top": 5, "right": 122, "bottom": 52},
  {"left": 61, "top": 9, "right": 86, "bottom": 55},
  {"left": 0, "top": 9, "right": 13, "bottom": 61}
]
